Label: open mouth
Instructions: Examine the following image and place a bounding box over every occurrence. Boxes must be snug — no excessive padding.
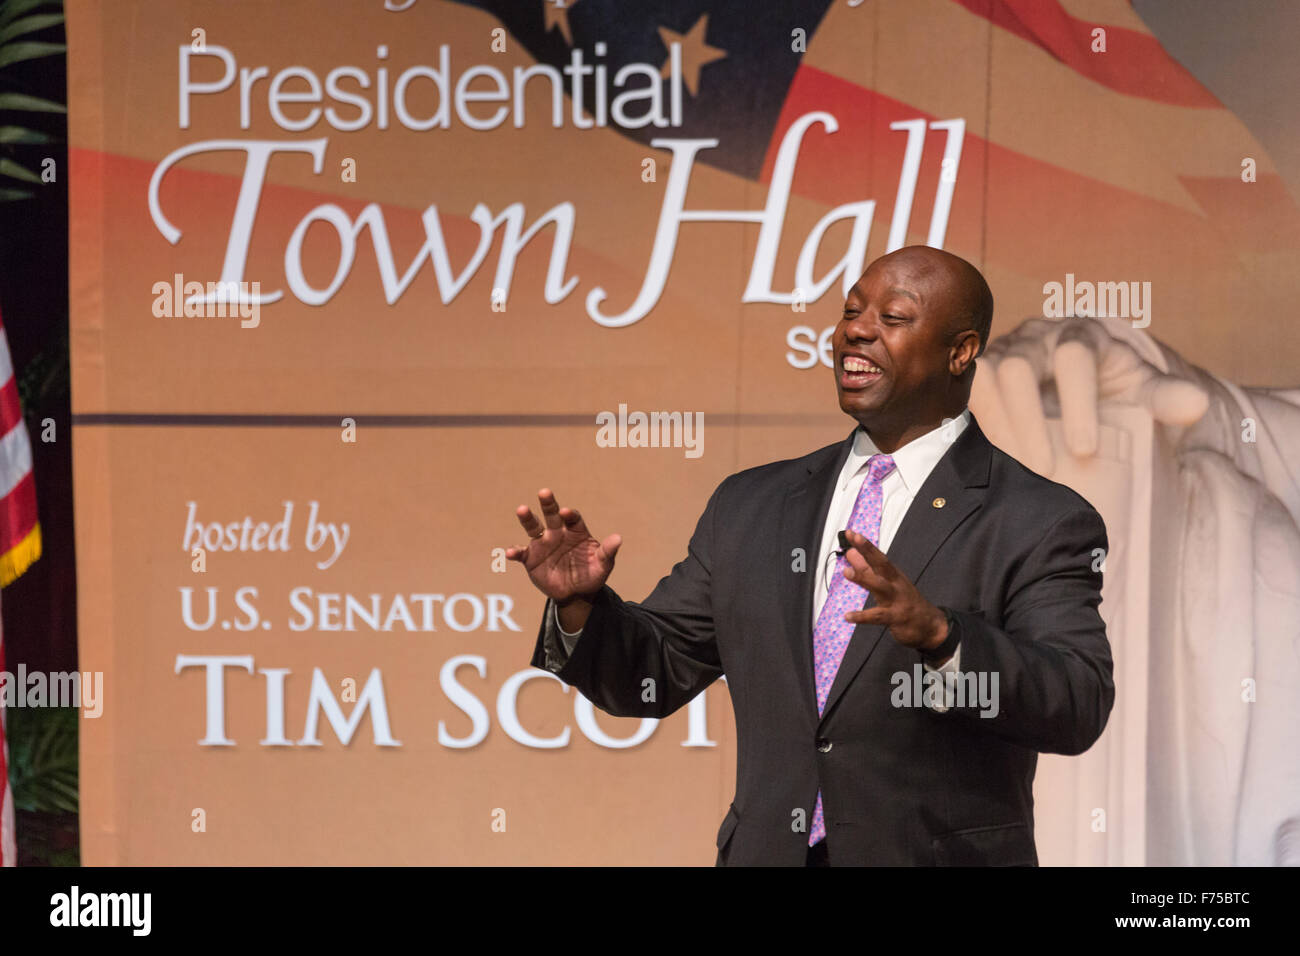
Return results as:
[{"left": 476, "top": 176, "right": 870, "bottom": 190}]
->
[{"left": 839, "top": 354, "right": 884, "bottom": 389}]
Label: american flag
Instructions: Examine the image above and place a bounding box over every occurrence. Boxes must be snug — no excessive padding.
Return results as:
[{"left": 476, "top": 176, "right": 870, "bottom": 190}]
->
[
  {"left": 0, "top": 304, "right": 42, "bottom": 867},
  {"left": 442, "top": 0, "right": 1291, "bottom": 309}
]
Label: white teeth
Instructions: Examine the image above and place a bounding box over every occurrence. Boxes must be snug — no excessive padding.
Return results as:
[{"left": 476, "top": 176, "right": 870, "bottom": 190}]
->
[{"left": 843, "top": 357, "right": 881, "bottom": 373}]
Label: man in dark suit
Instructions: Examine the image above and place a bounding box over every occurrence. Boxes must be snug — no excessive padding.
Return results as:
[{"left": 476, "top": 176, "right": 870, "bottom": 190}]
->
[{"left": 506, "top": 245, "right": 1114, "bottom": 866}]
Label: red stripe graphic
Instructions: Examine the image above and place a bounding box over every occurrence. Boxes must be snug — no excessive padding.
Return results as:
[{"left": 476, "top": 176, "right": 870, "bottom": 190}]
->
[
  {"left": 952, "top": 0, "right": 1220, "bottom": 107},
  {"left": 758, "top": 65, "right": 1291, "bottom": 285}
]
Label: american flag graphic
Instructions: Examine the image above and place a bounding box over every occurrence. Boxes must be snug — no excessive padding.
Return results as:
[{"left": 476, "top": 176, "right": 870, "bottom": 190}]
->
[{"left": 444, "top": 0, "right": 1293, "bottom": 305}]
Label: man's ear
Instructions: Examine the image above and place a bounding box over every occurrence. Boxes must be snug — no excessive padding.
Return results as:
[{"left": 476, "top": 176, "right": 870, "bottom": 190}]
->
[{"left": 950, "top": 330, "right": 981, "bottom": 376}]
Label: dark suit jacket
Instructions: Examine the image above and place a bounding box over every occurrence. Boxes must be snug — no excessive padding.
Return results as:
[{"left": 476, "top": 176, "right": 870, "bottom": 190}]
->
[{"left": 530, "top": 415, "right": 1114, "bottom": 865}]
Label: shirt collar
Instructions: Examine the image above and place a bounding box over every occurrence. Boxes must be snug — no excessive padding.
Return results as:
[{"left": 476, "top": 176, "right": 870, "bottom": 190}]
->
[{"left": 839, "top": 408, "right": 972, "bottom": 494}]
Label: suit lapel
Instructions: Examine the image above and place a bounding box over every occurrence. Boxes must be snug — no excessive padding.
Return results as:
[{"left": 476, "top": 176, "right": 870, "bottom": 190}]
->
[
  {"left": 779, "top": 430, "right": 857, "bottom": 722},
  {"left": 817, "top": 416, "right": 993, "bottom": 726}
]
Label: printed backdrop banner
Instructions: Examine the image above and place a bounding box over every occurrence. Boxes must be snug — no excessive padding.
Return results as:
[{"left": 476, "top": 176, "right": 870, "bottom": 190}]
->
[{"left": 66, "top": 0, "right": 1300, "bottom": 864}]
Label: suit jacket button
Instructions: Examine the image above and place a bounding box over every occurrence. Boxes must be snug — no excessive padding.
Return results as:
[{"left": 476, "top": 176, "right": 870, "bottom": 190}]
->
[{"left": 817, "top": 739, "right": 832, "bottom": 753}]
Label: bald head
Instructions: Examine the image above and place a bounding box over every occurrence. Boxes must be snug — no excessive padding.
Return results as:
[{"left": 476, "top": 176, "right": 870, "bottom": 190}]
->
[
  {"left": 871, "top": 246, "right": 994, "bottom": 357},
  {"left": 834, "top": 245, "right": 993, "bottom": 449}
]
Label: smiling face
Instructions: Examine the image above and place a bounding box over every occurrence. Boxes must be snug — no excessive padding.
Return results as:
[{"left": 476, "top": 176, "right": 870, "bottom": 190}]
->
[{"left": 832, "top": 247, "right": 984, "bottom": 451}]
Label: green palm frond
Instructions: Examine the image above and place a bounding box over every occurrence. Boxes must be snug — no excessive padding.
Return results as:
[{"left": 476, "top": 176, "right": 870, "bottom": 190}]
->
[
  {"left": 0, "top": 39, "right": 63, "bottom": 69},
  {"left": 7, "top": 706, "right": 80, "bottom": 814},
  {"left": 0, "top": 0, "right": 64, "bottom": 201},
  {"left": 0, "top": 12, "right": 64, "bottom": 46},
  {"left": 0, "top": 90, "right": 62, "bottom": 112},
  {"left": 0, "top": 0, "right": 59, "bottom": 28},
  {"left": 0, "top": 155, "right": 39, "bottom": 181},
  {"left": 0, "top": 122, "right": 49, "bottom": 143}
]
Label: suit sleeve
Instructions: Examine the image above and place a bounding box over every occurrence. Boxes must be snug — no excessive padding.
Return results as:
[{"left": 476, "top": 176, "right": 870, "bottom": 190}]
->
[
  {"left": 937, "top": 506, "right": 1115, "bottom": 755},
  {"left": 528, "top": 479, "right": 727, "bottom": 719}
]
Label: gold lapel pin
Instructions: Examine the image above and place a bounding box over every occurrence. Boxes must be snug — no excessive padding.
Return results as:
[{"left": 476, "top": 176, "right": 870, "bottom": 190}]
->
[{"left": 932, "top": 497, "right": 946, "bottom": 508}]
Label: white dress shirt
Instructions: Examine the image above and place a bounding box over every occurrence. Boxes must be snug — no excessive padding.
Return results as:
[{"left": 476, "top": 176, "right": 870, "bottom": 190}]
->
[
  {"left": 815, "top": 412, "right": 967, "bottom": 617},
  {"left": 556, "top": 409, "right": 970, "bottom": 696}
]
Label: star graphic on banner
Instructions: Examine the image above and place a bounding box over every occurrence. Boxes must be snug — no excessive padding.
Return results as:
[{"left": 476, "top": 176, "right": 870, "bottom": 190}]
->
[
  {"left": 658, "top": 14, "right": 727, "bottom": 96},
  {"left": 543, "top": 0, "right": 579, "bottom": 47}
]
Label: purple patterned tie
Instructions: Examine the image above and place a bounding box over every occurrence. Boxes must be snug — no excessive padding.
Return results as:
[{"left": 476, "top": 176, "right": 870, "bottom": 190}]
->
[{"left": 808, "top": 452, "right": 895, "bottom": 847}]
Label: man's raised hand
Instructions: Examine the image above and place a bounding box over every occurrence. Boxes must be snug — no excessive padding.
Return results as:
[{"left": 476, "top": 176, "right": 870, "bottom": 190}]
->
[
  {"left": 839, "top": 529, "right": 951, "bottom": 659},
  {"left": 506, "top": 489, "right": 621, "bottom": 612}
]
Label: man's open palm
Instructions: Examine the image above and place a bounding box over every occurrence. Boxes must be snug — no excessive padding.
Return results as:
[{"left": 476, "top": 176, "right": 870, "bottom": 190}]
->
[
  {"left": 840, "top": 528, "right": 948, "bottom": 653},
  {"left": 506, "top": 489, "right": 622, "bottom": 604}
]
